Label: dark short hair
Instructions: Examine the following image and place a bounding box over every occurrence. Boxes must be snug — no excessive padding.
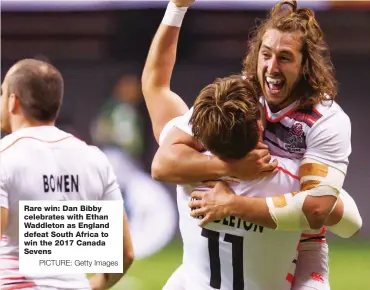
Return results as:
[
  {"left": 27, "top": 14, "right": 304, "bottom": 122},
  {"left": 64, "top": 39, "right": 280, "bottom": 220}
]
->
[{"left": 7, "top": 59, "right": 64, "bottom": 122}]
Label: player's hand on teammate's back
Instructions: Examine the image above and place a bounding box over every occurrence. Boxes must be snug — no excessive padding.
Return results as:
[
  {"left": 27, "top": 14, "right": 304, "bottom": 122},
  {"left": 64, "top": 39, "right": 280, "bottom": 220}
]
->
[
  {"left": 224, "top": 142, "right": 278, "bottom": 180},
  {"left": 189, "top": 181, "right": 235, "bottom": 226},
  {"left": 171, "top": 0, "right": 195, "bottom": 7}
]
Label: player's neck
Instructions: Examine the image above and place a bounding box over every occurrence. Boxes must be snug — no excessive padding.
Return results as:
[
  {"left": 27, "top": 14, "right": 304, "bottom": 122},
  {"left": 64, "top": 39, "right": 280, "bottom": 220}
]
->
[
  {"left": 11, "top": 118, "right": 55, "bottom": 133},
  {"left": 268, "top": 91, "right": 300, "bottom": 113}
]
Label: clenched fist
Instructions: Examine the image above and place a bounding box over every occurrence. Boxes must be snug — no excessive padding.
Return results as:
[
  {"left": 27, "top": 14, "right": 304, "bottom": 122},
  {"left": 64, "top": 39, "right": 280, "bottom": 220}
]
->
[{"left": 171, "top": 0, "right": 195, "bottom": 7}]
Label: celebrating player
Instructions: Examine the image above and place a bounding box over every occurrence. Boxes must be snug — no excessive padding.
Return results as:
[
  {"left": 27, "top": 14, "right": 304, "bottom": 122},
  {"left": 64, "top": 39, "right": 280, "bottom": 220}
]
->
[
  {"left": 0, "top": 59, "right": 134, "bottom": 290},
  {"left": 152, "top": 0, "right": 352, "bottom": 230},
  {"left": 142, "top": 1, "right": 362, "bottom": 289}
]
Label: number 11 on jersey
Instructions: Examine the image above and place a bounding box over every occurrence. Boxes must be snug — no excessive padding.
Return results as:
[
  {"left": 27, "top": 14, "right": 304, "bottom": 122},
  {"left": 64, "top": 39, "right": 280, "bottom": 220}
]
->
[{"left": 201, "top": 228, "right": 244, "bottom": 290}]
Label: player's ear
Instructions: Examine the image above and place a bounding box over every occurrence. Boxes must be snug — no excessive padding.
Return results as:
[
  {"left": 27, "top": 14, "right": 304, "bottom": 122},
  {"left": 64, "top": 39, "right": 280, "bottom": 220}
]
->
[
  {"left": 257, "top": 119, "right": 264, "bottom": 132},
  {"left": 256, "top": 120, "right": 265, "bottom": 142},
  {"left": 8, "top": 93, "right": 19, "bottom": 114}
]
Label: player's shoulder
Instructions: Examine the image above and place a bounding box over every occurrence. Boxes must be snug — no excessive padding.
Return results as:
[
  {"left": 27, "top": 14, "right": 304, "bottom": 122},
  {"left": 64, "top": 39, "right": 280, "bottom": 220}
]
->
[
  {"left": 0, "top": 133, "right": 16, "bottom": 152},
  {"left": 0, "top": 126, "right": 77, "bottom": 153},
  {"left": 313, "top": 100, "right": 350, "bottom": 123},
  {"left": 159, "top": 114, "right": 189, "bottom": 145},
  {"left": 84, "top": 145, "right": 111, "bottom": 165},
  {"left": 310, "top": 100, "right": 350, "bottom": 132}
]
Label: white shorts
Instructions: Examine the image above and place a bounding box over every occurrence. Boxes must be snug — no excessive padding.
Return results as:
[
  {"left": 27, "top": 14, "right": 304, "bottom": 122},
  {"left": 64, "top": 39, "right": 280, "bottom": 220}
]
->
[{"left": 162, "top": 264, "right": 186, "bottom": 290}]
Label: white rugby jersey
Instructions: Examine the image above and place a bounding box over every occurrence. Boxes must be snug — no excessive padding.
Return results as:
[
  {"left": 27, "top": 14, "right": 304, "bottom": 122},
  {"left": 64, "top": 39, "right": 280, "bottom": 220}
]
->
[
  {"left": 0, "top": 126, "right": 123, "bottom": 289},
  {"left": 260, "top": 97, "right": 351, "bottom": 174},
  {"left": 176, "top": 97, "right": 351, "bottom": 175},
  {"left": 160, "top": 119, "right": 302, "bottom": 290}
]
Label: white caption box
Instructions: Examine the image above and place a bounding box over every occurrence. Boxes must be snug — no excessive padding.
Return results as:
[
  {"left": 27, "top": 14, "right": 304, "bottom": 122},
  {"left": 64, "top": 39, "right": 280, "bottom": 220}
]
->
[{"left": 19, "top": 200, "right": 123, "bottom": 274}]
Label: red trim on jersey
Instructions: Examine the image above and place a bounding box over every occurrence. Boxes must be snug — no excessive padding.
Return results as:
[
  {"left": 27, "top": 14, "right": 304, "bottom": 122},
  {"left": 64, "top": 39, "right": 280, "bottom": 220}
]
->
[
  {"left": 0, "top": 267, "right": 19, "bottom": 271},
  {"left": 1, "top": 136, "right": 73, "bottom": 153},
  {"left": 277, "top": 166, "right": 299, "bottom": 180},
  {"left": 287, "top": 112, "right": 318, "bottom": 127},
  {"left": 313, "top": 108, "right": 323, "bottom": 118},
  {"left": 265, "top": 105, "right": 298, "bottom": 123},
  {"left": 0, "top": 276, "right": 27, "bottom": 281},
  {"left": 222, "top": 179, "right": 240, "bottom": 184},
  {"left": 0, "top": 257, "right": 19, "bottom": 261},
  {"left": 2, "top": 282, "right": 37, "bottom": 290},
  {"left": 286, "top": 272, "right": 294, "bottom": 284},
  {"left": 303, "top": 239, "right": 326, "bottom": 244},
  {"left": 300, "top": 227, "right": 327, "bottom": 238}
]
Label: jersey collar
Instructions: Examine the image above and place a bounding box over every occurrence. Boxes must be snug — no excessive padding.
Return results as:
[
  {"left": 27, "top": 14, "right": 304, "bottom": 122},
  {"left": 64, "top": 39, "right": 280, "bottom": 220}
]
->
[{"left": 262, "top": 97, "right": 299, "bottom": 123}]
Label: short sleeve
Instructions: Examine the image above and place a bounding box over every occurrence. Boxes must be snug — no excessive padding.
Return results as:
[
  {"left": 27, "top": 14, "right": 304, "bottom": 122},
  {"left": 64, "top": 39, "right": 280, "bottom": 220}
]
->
[
  {"left": 173, "top": 107, "right": 194, "bottom": 137},
  {"left": 304, "top": 110, "right": 351, "bottom": 175},
  {"left": 102, "top": 161, "right": 123, "bottom": 201},
  {"left": 159, "top": 108, "right": 194, "bottom": 146},
  {"left": 92, "top": 146, "right": 123, "bottom": 202}
]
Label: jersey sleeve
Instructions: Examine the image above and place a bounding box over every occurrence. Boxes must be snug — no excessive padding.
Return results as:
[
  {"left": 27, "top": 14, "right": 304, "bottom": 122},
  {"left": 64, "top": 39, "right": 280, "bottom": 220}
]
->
[
  {"left": 102, "top": 161, "right": 123, "bottom": 201},
  {"left": 173, "top": 106, "right": 194, "bottom": 137},
  {"left": 0, "top": 168, "right": 9, "bottom": 209},
  {"left": 93, "top": 147, "right": 123, "bottom": 201},
  {"left": 159, "top": 107, "right": 194, "bottom": 145},
  {"left": 304, "top": 110, "right": 351, "bottom": 175}
]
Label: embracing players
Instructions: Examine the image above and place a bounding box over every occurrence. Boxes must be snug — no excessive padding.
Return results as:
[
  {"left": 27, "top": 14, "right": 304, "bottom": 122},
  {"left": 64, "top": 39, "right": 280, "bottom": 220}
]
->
[{"left": 142, "top": 1, "right": 362, "bottom": 289}]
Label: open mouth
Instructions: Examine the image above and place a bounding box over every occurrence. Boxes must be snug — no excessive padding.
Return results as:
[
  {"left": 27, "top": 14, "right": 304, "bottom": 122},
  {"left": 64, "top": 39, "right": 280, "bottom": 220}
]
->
[{"left": 265, "top": 76, "right": 285, "bottom": 95}]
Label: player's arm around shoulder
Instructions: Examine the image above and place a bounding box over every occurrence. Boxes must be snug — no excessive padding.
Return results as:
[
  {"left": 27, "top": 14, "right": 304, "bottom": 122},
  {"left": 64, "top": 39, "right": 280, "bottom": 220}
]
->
[
  {"left": 151, "top": 121, "right": 227, "bottom": 184},
  {"left": 298, "top": 158, "right": 342, "bottom": 230},
  {"left": 152, "top": 115, "right": 277, "bottom": 184}
]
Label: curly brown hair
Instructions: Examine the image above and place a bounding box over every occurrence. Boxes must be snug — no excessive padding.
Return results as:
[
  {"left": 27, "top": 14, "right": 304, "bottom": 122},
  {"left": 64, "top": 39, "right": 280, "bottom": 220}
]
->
[
  {"left": 242, "top": 0, "right": 337, "bottom": 108},
  {"left": 190, "top": 75, "right": 261, "bottom": 159}
]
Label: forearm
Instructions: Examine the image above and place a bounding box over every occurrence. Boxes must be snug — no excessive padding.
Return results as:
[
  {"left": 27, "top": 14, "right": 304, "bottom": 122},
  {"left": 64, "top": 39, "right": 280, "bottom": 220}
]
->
[
  {"left": 229, "top": 186, "right": 337, "bottom": 231},
  {"left": 142, "top": 24, "right": 179, "bottom": 91},
  {"left": 261, "top": 161, "right": 343, "bottom": 231},
  {"left": 152, "top": 144, "right": 226, "bottom": 184},
  {"left": 142, "top": 4, "right": 190, "bottom": 143},
  {"left": 230, "top": 195, "right": 277, "bottom": 229}
]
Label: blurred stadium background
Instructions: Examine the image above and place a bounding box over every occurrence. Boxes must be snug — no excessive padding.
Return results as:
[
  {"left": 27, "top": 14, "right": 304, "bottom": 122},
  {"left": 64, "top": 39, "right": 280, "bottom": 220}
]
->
[{"left": 1, "top": 1, "right": 369, "bottom": 289}]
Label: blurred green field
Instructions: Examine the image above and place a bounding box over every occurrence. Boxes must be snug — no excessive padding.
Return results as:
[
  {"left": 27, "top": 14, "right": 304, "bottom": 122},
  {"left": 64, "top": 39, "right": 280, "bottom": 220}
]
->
[{"left": 109, "top": 238, "right": 369, "bottom": 290}]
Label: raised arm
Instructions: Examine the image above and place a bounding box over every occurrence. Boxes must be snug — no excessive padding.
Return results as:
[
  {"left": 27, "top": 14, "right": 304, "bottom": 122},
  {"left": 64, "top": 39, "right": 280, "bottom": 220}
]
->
[
  {"left": 141, "top": 0, "right": 228, "bottom": 183},
  {"left": 141, "top": 0, "right": 192, "bottom": 144},
  {"left": 144, "top": 1, "right": 277, "bottom": 185}
]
